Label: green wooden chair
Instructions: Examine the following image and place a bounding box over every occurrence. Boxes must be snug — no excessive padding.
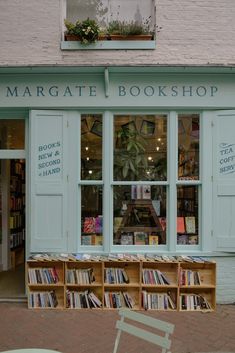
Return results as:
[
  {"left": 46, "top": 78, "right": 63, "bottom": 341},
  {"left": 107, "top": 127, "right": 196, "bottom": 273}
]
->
[{"left": 113, "top": 309, "right": 175, "bottom": 353}]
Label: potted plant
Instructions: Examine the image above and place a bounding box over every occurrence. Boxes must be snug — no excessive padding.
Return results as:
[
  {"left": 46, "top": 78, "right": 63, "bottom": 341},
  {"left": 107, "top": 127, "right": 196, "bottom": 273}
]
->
[
  {"left": 64, "top": 18, "right": 103, "bottom": 44},
  {"left": 107, "top": 20, "right": 154, "bottom": 41},
  {"left": 114, "top": 125, "right": 148, "bottom": 180}
]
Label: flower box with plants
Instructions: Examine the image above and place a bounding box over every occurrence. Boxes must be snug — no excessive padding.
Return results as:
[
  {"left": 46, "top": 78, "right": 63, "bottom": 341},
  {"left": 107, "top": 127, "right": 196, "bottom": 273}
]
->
[
  {"left": 64, "top": 18, "right": 106, "bottom": 44},
  {"left": 107, "top": 20, "right": 154, "bottom": 41}
]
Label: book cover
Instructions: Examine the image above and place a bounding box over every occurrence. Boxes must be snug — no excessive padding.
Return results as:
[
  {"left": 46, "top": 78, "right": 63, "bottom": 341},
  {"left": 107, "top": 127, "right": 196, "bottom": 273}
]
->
[
  {"left": 177, "top": 234, "right": 189, "bottom": 245},
  {"left": 149, "top": 234, "right": 159, "bottom": 245},
  {"left": 142, "top": 185, "right": 151, "bottom": 199},
  {"left": 134, "top": 232, "right": 147, "bottom": 245},
  {"left": 121, "top": 233, "right": 134, "bottom": 245},
  {"left": 159, "top": 217, "right": 166, "bottom": 231},
  {"left": 81, "top": 235, "right": 95, "bottom": 245},
  {"left": 95, "top": 235, "right": 103, "bottom": 246},
  {"left": 177, "top": 217, "right": 185, "bottom": 233},
  {"left": 131, "top": 185, "right": 137, "bottom": 199},
  {"left": 136, "top": 185, "right": 142, "bottom": 199},
  {"left": 114, "top": 217, "right": 123, "bottom": 232},
  {"left": 185, "top": 216, "right": 196, "bottom": 234},
  {"left": 188, "top": 235, "right": 198, "bottom": 244}
]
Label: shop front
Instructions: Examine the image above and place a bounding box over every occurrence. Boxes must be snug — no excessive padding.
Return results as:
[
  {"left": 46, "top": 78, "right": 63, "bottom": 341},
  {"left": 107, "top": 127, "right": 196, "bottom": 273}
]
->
[{"left": 0, "top": 67, "right": 235, "bottom": 302}]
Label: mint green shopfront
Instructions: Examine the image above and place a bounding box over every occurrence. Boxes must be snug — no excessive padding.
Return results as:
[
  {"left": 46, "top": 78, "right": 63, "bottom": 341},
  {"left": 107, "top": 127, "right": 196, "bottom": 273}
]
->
[{"left": 0, "top": 66, "right": 235, "bottom": 303}]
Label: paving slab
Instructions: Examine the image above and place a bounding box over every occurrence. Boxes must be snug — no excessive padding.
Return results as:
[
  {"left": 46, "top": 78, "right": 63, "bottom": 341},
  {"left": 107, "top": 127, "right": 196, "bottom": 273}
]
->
[{"left": 0, "top": 303, "right": 234, "bottom": 353}]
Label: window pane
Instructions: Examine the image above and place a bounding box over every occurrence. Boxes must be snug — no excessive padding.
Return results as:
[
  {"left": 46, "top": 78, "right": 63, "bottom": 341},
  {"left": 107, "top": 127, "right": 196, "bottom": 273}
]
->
[
  {"left": 0, "top": 120, "right": 25, "bottom": 149},
  {"left": 81, "top": 185, "right": 103, "bottom": 246},
  {"left": 81, "top": 115, "right": 102, "bottom": 180},
  {"left": 67, "top": 0, "right": 154, "bottom": 30},
  {"left": 114, "top": 115, "right": 167, "bottom": 181},
  {"left": 113, "top": 185, "right": 167, "bottom": 245},
  {"left": 177, "top": 185, "right": 199, "bottom": 245},
  {"left": 178, "top": 114, "right": 200, "bottom": 180}
]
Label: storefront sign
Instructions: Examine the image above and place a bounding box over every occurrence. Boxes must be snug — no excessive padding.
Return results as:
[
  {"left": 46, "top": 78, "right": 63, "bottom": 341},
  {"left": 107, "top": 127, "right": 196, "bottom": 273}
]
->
[
  {"left": 0, "top": 73, "right": 235, "bottom": 108},
  {"left": 37, "top": 141, "right": 61, "bottom": 177},
  {"left": 219, "top": 143, "right": 235, "bottom": 175}
]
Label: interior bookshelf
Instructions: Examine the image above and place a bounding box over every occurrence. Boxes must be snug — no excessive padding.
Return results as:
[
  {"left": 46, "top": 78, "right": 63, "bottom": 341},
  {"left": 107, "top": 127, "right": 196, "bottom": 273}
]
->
[{"left": 26, "top": 259, "right": 216, "bottom": 311}]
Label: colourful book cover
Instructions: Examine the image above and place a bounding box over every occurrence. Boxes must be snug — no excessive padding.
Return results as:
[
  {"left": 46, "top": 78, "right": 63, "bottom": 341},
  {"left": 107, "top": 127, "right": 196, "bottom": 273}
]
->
[
  {"left": 185, "top": 217, "right": 196, "bottom": 234},
  {"left": 134, "top": 232, "right": 147, "bottom": 245},
  {"left": 177, "top": 217, "right": 185, "bottom": 233},
  {"left": 149, "top": 235, "right": 159, "bottom": 245}
]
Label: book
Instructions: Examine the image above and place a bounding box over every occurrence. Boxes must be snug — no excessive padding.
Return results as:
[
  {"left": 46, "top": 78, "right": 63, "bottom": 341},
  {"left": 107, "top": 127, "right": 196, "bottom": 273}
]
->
[
  {"left": 142, "top": 185, "right": 151, "bottom": 199},
  {"left": 159, "top": 217, "right": 166, "bottom": 231},
  {"left": 149, "top": 234, "right": 159, "bottom": 245},
  {"left": 177, "top": 234, "right": 189, "bottom": 245},
  {"left": 188, "top": 235, "right": 198, "bottom": 244},
  {"left": 81, "top": 235, "right": 95, "bottom": 245},
  {"left": 131, "top": 185, "right": 137, "bottom": 199},
  {"left": 114, "top": 217, "right": 123, "bottom": 232},
  {"left": 134, "top": 232, "right": 147, "bottom": 245},
  {"left": 121, "top": 233, "right": 134, "bottom": 245},
  {"left": 136, "top": 185, "right": 142, "bottom": 199},
  {"left": 185, "top": 217, "right": 196, "bottom": 233},
  {"left": 95, "top": 235, "right": 103, "bottom": 246},
  {"left": 177, "top": 217, "right": 185, "bottom": 233}
]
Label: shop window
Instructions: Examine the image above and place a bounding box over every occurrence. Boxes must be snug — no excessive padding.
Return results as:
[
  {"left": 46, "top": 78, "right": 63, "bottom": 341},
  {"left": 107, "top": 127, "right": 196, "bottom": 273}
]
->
[
  {"left": 81, "top": 114, "right": 102, "bottom": 180},
  {"left": 113, "top": 185, "right": 167, "bottom": 246},
  {"left": 177, "top": 185, "right": 199, "bottom": 245},
  {"left": 80, "top": 114, "right": 103, "bottom": 247},
  {"left": 0, "top": 120, "right": 25, "bottom": 149},
  {"left": 178, "top": 114, "right": 200, "bottom": 180},
  {"left": 114, "top": 115, "right": 167, "bottom": 182},
  {"left": 177, "top": 113, "right": 200, "bottom": 246},
  {"left": 113, "top": 114, "right": 167, "bottom": 246},
  {"left": 81, "top": 185, "right": 103, "bottom": 246}
]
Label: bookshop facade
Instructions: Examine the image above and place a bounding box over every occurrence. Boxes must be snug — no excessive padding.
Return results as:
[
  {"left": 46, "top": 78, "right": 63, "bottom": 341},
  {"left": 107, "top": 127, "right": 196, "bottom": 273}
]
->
[{"left": 0, "top": 67, "right": 235, "bottom": 302}]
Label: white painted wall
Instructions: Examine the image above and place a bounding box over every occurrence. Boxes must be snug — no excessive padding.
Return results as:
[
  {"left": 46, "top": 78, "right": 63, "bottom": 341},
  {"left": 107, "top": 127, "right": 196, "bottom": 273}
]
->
[
  {"left": 212, "top": 257, "right": 235, "bottom": 304},
  {"left": 0, "top": 0, "right": 235, "bottom": 66}
]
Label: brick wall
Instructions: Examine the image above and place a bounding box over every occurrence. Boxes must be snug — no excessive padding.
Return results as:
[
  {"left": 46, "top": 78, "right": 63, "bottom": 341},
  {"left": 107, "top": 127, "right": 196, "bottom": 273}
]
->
[
  {"left": 0, "top": 0, "right": 235, "bottom": 66},
  {"left": 213, "top": 257, "right": 235, "bottom": 304}
]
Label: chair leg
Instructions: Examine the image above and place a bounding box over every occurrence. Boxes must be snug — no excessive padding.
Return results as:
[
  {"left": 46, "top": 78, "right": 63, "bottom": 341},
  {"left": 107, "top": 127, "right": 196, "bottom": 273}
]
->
[{"left": 113, "top": 316, "right": 124, "bottom": 353}]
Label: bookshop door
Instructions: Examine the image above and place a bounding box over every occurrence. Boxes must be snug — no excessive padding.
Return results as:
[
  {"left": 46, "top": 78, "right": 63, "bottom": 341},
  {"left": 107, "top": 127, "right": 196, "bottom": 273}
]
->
[{"left": 0, "top": 119, "right": 26, "bottom": 298}]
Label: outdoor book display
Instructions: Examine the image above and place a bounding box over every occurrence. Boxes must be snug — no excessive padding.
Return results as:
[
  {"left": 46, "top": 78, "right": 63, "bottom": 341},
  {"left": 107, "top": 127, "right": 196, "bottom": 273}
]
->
[{"left": 26, "top": 255, "right": 216, "bottom": 311}]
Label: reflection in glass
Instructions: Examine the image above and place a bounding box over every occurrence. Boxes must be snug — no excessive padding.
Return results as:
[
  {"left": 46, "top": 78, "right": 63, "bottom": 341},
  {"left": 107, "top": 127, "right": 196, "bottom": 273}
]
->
[
  {"left": 113, "top": 185, "right": 167, "bottom": 245},
  {"left": 177, "top": 185, "right": 199, "bottom": 245},
  {"left": 81, "top": 185, "right": 103, "bottom": 246},
  {"left": 114, "top": 115, "right": 167, "bottom": 181},
  {"left": 81, "top": 115, "right": 102, "bottom": 180},
  {"left": 178, "top": 114, "right": 200, "bottom": 180},
  {"left": 0, "top": 120, "right": 25, "bottom": 149}
]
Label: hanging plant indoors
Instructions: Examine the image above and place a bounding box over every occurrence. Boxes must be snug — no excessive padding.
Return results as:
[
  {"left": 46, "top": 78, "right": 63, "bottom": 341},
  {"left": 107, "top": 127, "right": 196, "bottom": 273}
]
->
[{"left": 64, "top": 18, "right": 104, "bottom": 44}]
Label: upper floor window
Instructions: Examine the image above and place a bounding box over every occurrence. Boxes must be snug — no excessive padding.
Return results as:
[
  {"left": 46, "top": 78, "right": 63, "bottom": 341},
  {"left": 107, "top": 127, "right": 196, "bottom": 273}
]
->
[{"left": 66, "top": 0, "right": 155, "bottom": 32}]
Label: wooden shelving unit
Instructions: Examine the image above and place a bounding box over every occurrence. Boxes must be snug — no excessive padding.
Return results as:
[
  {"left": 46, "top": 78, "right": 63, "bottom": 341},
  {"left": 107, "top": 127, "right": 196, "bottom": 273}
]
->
[{"left": 26, "top": 259, "right": 216, "bottom": 311}]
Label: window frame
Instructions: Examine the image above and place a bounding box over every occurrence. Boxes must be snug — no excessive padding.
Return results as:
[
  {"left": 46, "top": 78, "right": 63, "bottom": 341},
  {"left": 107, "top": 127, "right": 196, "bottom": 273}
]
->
[{"left": 76, "top": 109, "right": 210, "bottom": 254}]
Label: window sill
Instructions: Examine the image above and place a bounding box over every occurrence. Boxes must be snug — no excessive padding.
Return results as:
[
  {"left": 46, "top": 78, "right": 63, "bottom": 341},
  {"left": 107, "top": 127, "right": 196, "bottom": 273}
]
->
[{"left": 60, "top": 40, "right": 156, "bottom": 50}]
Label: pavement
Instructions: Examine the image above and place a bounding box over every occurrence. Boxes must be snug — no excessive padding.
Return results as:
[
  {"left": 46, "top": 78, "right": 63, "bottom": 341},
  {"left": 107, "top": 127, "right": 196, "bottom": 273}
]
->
[{"left": 0, "top": 303, "right": 234, "bottom": 353}]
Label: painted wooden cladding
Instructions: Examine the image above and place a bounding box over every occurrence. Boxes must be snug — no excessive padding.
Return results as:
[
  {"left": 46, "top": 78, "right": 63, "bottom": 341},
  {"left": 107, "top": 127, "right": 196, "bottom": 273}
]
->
[
  {"left": 213, "top": 111, "right": 235, "bottom": 251},
  {"left": 29, "top": 110, "right": 69, "bottom": 252}
]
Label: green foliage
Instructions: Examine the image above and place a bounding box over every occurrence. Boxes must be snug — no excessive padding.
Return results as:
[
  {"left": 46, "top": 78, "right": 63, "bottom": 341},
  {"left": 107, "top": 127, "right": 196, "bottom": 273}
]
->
[
  {"left": 107, "top": 20, "right": 151, "bottom": 36},
  {"left": 64, "top": 18, "right": 100, "bottom": 44},
  {"left": 114, "top": 126, "right": 148, "bottom": 180}
]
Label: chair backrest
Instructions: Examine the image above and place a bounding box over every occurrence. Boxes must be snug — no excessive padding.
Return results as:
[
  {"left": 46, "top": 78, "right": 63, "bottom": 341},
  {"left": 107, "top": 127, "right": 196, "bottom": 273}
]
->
[{"left": 113, "top": 309, "right": 175, "bottom": 353}]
